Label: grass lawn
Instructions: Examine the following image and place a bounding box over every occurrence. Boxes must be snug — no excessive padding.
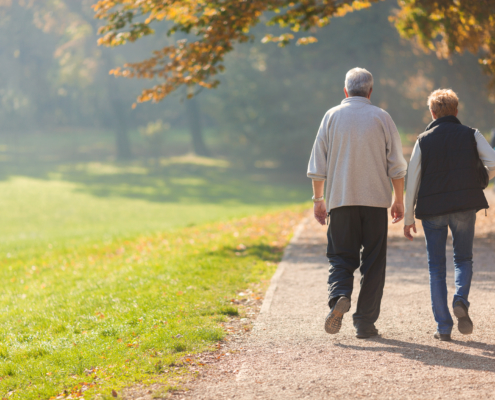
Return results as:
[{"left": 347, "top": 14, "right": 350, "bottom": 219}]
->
[
  {"left": 0, "top": 156, "right": 307, "bottom": 256},
  {"left": 0, "top": 158, "right": 308, "bottom": 399}
]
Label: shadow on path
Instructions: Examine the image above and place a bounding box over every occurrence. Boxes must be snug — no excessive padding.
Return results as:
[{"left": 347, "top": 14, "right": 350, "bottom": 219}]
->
[{"left": 337, "top": 337, "right": 495, "bottom": 372}]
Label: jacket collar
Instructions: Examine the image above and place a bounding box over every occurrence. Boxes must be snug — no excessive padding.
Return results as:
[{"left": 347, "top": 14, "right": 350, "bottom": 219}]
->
[
  {"left": 426, "top": 115, "right": 461, "bottom": 131},
  {"left": 341, "top": 96, "right": 372, "bottom": 105}
]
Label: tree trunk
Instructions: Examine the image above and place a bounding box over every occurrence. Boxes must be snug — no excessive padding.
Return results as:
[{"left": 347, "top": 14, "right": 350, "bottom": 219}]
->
[
  {"left": 114, "top": 107, "right": 132, "bottom": 160},
  {"left": 185, "top": 96, "right": 210, "bottom": 157},
  {"left": 102, "top": 52, "right": 132, "bottom": 161},
  {"left": 65, "top": 4, "right": 133, "bottom": 161}
]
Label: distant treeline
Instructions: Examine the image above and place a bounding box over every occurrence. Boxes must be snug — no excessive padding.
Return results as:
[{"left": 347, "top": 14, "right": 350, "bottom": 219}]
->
[{"left": 0, "top": 0, "right": 493, "bottom": 168}]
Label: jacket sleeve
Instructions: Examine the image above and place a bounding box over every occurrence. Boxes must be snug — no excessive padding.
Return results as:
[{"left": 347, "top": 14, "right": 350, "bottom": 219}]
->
[
  {"left": 307, "top": 113, "right": 329, "bottom": 181},
  {"left": 475, "top": 130, "right": 495, "bottom": 180},
  {"left": 384, "top": 113, "right": 408, "bottom": 180},
  {"left": 404, "top": 141, "right": 422, "bottom": 226}
]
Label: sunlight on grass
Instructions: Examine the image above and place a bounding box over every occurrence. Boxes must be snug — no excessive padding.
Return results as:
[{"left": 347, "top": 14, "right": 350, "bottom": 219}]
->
[
  {"left": 0, "top": 165, "right": 307, "bottom": 258},
  {"left": 0, "top": 208, "right": 305, "bottom": 399},
  {"left": 0, "top": 177, "right": 266, "bottom": 256},
  {"left": 0, "top": 160, "right": 309, "bottom": 398},
  {"left": 160, "top": 154, "right": 231, "bottom": 168}
]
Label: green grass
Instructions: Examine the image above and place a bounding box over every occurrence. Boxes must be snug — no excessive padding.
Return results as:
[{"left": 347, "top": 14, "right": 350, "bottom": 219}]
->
[
  {"left": 0, "top": 156, "right": 307, "bottom": 258},
  {"left": 0, "top": 208, "right": 304, "bottom": 399},
  {"left": 0, "top": 158, "right": 308, "bottom": 399}
]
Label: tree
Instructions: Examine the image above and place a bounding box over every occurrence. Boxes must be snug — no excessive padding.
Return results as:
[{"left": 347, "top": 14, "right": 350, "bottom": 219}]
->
[
  {"left": 34, "top": 0, "right": 135, "bottom": 160},
  {"left": 201, "top": 0, "right": 494, "bottom": 169},
  {"left": 0, "top": 0, "right": 211, "bottom": 160},
  {"left": 392, "top": 0, "right": 495, "bottom": 86},
  {"left": 92, "top": 0, "right": 380, "bottom": 104},
  {"left": 94, "top": 0, "right": 495, "bottom": 105},
  {"left": 4, "top": 0, "right": 174, "bottom": 160},
  {"left": 0, "top": 2, "right": 57, "bottom": 132},
  {"left": 185, "top": 96, "right": 210, "bottom": 157}
]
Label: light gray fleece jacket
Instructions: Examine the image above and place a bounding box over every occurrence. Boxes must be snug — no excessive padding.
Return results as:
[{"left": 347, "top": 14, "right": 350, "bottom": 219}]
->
[{"left": 307, "top": 96, "right": 407, "bottom": 212}]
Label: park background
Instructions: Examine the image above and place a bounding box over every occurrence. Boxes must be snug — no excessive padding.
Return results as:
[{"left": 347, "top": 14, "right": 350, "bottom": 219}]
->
[{"left": 1, "top": 0, "right": 495, "bottom": 399}]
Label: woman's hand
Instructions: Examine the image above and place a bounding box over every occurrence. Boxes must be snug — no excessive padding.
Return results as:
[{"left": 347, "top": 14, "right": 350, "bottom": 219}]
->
[{"left": 404, "top": 223, "right": 417, "bottom": 241}]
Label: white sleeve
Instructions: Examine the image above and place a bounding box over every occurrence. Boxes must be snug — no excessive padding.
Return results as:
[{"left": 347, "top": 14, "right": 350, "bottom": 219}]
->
[
  {"left": 404, "top": 140, "right": 422, "bottom": 226},
  {"left": 475, "top": 130, "right": 495, "bottom": 180}
]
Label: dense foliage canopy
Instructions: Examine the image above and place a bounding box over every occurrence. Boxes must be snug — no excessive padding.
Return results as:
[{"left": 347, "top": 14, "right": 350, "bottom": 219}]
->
[
  {"left": 93, "top": 0, "right": 495, "bottom": 105},
  {"left": 394, "top": 0, "right": 495, "bottom": 86},
  {"left": 93, "top": 0, "right": 380, "bottom": 104}
]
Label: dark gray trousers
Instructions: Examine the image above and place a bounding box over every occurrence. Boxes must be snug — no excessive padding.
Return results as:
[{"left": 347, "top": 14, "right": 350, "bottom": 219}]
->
[{"left": 326, "top": 206, "right": 388, "bottom": 329}]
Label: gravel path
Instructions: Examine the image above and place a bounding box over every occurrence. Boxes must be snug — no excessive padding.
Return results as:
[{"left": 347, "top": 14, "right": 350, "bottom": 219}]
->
[{"left": 181, "top": 210, "right": 495, "bottom": 400}]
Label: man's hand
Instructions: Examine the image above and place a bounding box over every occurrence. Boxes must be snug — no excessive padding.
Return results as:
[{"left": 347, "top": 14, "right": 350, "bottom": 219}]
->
[
  {"left": 391, "top": 201, "right": 404, "bottom": 224},
  {"left": 314, "top": 201, "right": 327, "bottom": 225},
  {"left": 404, "top": 223, "right": 417, "bottom": 241}
]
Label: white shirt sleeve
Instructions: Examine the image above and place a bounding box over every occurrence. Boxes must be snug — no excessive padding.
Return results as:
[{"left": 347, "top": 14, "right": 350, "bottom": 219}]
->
[
  {"left": 404, "top": 140, "right": 422, "bottom": 226},
  {"left": 475, "top": 130, "right": 495, "bottom": 180}
]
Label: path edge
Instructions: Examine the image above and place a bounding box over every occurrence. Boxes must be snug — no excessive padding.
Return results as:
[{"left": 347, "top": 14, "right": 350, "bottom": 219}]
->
[{"left": 259, "top": 217, "right": 309, "bottom": 315}]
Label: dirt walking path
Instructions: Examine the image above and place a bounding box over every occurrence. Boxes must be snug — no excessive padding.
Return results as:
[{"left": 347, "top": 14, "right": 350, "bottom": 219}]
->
[{"left": 179, "top": 207, "right": 495, "bottom": 400}]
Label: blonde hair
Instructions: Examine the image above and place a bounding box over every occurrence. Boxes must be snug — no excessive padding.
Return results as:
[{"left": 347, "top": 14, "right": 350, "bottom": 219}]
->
[{"left": 427, "top": 89, "right": 459, "bottom": 118}]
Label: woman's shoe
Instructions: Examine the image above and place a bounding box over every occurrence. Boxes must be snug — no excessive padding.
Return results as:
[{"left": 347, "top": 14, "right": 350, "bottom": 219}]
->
[
  {"left": 433, "top": 331, "right": 451, "bottom": 341},
  {"left": 453, "top": 301, "right": 473, "bottom": 334}
]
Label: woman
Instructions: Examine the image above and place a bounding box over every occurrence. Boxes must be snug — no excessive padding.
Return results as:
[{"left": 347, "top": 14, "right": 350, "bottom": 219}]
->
[{"left": 404, "top": 89, "right": 495, "bottom": 341}]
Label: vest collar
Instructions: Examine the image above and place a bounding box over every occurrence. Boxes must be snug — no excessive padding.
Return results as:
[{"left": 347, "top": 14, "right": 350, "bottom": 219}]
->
[
  {"left": 341, "top": 96, "right": 372, "bottom": 105},
  {"left": 426, "top": 115, "right": 461, "bottom": 131}
]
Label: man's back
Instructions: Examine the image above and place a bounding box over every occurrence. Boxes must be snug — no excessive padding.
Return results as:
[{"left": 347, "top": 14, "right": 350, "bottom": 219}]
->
[
  {"left": 308, "top": 96, "right": 406, "bottom": 212},
  {"left": 309, "top": 67, "right": 407, "bottom": 339}
]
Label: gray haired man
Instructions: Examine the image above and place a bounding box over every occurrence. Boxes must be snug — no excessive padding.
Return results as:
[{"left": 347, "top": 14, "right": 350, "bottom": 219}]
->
[{"left": 307, "top": 67, "right": 407, "bottom": 338}]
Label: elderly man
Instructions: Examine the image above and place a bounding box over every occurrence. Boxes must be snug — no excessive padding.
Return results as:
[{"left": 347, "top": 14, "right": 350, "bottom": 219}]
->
[
  {"left": 307, "top": 67, "right": 407, "bottom": 339},
  {"left": 404, "top": 89, "right": 495, "bottom": 341}
]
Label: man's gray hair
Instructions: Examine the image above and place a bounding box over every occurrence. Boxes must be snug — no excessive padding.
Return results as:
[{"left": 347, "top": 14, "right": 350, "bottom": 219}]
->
[{"left": 345, "top": 67, "right": 373, "bottom": 97}]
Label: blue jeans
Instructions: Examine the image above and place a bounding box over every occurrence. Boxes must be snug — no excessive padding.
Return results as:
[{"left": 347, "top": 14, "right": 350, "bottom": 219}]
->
[{"left": 422, "top": 210, "right": 476, "bottom": 334}]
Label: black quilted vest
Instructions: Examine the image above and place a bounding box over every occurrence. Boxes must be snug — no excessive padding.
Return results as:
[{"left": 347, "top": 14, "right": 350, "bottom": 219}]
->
[{"left": 415, "top": 115, "right": 488, "bottom": 220}]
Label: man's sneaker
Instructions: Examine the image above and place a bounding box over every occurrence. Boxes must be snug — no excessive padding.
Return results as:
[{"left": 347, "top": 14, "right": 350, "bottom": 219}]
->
[
  {"left": 453, "top": 301, "right": 473, "bottom": 334},
  {"left": 433, "top": 331, "right": 451, "bottom": 341},
  {"left": 324, "top": 296, "right": 351, "bottom": 334},
  {"left": 356, "top": 325, "right": 379, "bottom": 339}
]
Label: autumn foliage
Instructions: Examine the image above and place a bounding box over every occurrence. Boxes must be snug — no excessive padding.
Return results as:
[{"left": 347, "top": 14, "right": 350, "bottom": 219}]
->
[
  {"left": 393, "top": 0, "right": 495, "bottom": 86},
  {"left": 92, "top": 0, "right": 379, "bottom": 104},
  {"left": 93, "top": 0, "right": 495, "bottom": 104}
]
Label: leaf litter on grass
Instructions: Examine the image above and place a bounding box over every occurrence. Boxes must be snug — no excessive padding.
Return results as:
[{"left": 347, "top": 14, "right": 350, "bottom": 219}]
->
[{"left": 0, "top": 207, "right": 305, "bottom": 399}]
